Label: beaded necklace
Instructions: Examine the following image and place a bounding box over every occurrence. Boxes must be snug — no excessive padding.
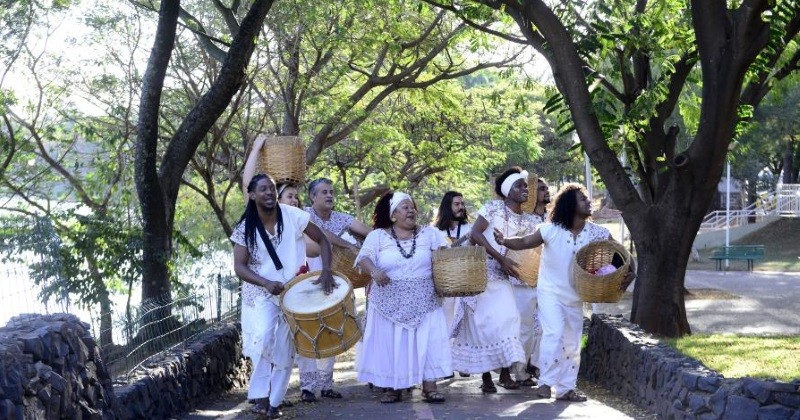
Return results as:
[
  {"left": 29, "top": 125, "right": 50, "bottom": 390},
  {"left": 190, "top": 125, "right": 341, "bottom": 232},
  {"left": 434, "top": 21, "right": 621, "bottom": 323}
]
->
[{"left": 390, "top": 225, "right": 417, "bottom": 259}]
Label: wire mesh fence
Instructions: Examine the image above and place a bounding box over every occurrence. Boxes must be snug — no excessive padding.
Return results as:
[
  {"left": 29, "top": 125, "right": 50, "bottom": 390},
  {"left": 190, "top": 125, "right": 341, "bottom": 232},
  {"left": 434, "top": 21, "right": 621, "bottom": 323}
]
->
[{"left": 0, "top": 214, "right": 242, "bottom": 382}]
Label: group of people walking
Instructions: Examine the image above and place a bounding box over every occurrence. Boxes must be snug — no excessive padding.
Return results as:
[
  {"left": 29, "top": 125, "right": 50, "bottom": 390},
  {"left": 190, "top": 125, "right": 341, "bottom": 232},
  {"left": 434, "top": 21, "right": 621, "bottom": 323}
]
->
[{"left": 231, "top": 137, "right": 635, "bottom": 418}]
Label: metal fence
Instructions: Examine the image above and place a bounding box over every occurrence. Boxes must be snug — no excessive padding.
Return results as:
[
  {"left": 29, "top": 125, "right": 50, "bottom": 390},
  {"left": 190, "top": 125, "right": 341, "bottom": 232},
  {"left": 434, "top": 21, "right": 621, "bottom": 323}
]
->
[{"left": 0, "top": 215, "right": 241, "bottom": 382}]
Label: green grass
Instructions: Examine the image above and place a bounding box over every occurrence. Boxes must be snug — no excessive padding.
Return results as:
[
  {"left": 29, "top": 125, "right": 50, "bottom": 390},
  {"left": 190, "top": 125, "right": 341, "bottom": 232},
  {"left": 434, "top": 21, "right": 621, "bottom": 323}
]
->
[
  {"left": 689, "top": 218, "right": 800, "bottom": 272},
  {"left": 664, "top": 334, "right": 800, "bottom": 382}
]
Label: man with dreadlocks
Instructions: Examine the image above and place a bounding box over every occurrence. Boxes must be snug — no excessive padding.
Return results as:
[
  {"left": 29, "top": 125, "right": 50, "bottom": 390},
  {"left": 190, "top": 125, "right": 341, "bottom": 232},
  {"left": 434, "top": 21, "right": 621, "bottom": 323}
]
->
[
  {"left": 494, "top": 183, "right": 635, "bottom": 402},
  {"left": 232, "top": 169, "right": 336, "bottom": 419}
]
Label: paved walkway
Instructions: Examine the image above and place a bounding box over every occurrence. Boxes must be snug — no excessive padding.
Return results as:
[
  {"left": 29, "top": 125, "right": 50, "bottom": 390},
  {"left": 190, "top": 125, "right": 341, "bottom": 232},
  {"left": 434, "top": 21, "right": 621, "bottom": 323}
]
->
[
  {"left": 594, "top": 270, "right": 800, "bottom": 334},
  {"left": 185, "top": 270, "right": 799, "bottom": 419}
]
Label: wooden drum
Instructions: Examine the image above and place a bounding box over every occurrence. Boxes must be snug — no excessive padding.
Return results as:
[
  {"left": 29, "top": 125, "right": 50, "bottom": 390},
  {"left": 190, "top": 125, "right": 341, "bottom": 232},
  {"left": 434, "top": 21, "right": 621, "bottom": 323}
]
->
[
  {"left": 432, "top": 246, "right": 488, "bottom": 297},
  {"left": 505, "top": 247, "right": 541, "bottom": 287},
  {"left": 280, "top": 271, "right": 361, "bottom": 359}
]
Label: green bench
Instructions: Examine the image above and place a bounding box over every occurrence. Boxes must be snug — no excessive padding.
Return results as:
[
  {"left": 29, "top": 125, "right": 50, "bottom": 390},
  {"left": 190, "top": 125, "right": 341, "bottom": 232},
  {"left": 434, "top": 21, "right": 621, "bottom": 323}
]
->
[{"left": 709, "top": 245, "right": 765, "bottom": 271}]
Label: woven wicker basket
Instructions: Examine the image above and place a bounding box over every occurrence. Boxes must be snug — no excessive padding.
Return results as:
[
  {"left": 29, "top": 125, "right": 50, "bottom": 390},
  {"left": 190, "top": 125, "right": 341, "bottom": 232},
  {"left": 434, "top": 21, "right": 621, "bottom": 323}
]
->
[
  {"left": 432, "top": 246, "right": 488, "bottom": 297},
  {"left": 505, "top": 246, "right": 541, "bottom": 287},
  {"left": 256, "top": 136, "right": 306, "bottom": 185},
  {"left": 331, "top": 245, "right": 371, "bottom": 289},
  {"left": 520, "top": 173, "right": 539, "bottom": 213},
  {"left": 572, "top": 240, "right": 631, "bottom": 303}
]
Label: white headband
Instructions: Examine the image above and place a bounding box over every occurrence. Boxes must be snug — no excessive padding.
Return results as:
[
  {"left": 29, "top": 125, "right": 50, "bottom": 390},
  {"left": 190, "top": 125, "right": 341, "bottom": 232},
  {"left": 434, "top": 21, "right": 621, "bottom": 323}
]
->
[
  {"left": 277, "top": 184, "right": 289, "bottom": 198},
  {"left": 500, "top": 170, "right": 528, "bottom": 197},
  {"left": 389, "top": 192, "right": 412, "bottom": 217}
]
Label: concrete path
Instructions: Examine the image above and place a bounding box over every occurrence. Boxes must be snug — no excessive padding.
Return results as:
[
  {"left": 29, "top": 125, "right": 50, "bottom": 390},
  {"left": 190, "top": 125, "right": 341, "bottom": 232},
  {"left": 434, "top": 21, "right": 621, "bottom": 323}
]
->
[
  {"left": 594, "top": 270, "right": 800, "bottom": 335},
  {"left": 185, "top": 270, "right": 799, "bottom": 419}
]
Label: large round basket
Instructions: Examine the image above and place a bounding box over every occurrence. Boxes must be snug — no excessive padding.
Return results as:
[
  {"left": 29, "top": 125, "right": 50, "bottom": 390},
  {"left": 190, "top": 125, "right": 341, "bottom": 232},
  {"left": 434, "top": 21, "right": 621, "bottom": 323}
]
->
[
  {"left": 572, "top": 240, "right": 631, "bottom": 303},
  {"left": 432, "top": 246, "right": 488, "bottom": 297},
  {"left": 505, "top": 246, "right": 541, "bottom": 287},
  {"left": 331, "top": 245, "right": 371, "bottom": 289},
  {"left": 519, "top": 173, "right": 539, "bottom": 214},
  {"left": 256, "top": 136, "right": 306, "bottom": 185}
]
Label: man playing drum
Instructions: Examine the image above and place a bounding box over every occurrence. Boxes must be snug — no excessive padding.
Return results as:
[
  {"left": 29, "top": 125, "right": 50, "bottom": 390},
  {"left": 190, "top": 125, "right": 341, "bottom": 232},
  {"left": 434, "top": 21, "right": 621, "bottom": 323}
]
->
[
  {"left": 298, "top": 177, "right": 372, "bottom": 402},
  {"left": 451, "top": 167, "right": 527, "bottom": 393},
  {"left": 232, "top": 172, "right": 336, "bottom": 419}
]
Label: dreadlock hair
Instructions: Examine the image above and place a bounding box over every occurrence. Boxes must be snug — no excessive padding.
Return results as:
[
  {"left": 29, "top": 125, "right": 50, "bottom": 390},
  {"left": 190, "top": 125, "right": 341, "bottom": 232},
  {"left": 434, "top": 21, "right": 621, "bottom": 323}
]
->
[
  {"left": 549, "top": 183, "right": 586, "bottom": 230},
  {"left": 237, "top": 174, "right": 284, "bottom": 253},
  {"left": 494, "top": 166, "right": 524, "bottom": 198},
  {"left": 434, "top": 191, "right": 467, "bottom": 231}
]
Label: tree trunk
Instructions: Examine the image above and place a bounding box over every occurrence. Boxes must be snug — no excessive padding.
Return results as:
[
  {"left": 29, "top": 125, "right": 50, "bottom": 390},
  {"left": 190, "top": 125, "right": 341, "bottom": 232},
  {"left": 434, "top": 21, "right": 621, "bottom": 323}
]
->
[
  {"left": 783, "top": 138, "right": 795, "bottom": 184},
  {"left": 98, "top": 287, "right": 114, "bottom": 347},
  {"left": 627, "top": 176, "right": 707, "bottom": 337}
]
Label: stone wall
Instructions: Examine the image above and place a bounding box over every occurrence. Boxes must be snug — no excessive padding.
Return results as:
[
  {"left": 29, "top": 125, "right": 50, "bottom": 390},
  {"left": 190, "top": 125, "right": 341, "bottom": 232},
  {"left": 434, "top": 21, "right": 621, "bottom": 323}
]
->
[
  {"left": 114, "top": 323, "right": 250, "bottom": 419},
  {"left": 1, "top": 314, "right": 249, "bottom": 419},
  {"left": 0, "top": 313, "right": 116, "bottom": 419},
  {"left": 581, "top": 314, "right": 800, "bottom": 419}
]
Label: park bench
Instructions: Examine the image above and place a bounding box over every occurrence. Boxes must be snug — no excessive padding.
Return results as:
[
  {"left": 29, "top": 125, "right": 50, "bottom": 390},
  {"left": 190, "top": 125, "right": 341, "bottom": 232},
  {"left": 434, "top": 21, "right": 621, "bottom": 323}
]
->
[{"left": 709, "top": 245, "right": 765, "bottom": 271}]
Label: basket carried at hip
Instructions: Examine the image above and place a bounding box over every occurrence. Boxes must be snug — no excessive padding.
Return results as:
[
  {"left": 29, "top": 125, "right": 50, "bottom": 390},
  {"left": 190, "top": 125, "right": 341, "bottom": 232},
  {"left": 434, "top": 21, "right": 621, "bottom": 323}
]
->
[
  {"left": 256, "top": 136, "right": 306, "bottom": 185},
  {"left": 432, "top": 246, "right": 488, "bottom": 297},
  {"left": 505, "top": 246, "right": 541, "bottom": 287},
  {"left": 331, "top": 244, "right": 371, "bottom": 289},
  {"left": 572, "top": 240, "right": 631, "bottom": 303}
]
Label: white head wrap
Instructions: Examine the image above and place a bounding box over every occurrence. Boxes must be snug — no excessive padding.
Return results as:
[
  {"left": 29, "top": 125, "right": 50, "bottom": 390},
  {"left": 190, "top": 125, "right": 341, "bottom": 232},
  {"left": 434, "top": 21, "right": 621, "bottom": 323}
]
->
[
  {"left": 500, "top": 170, "right": 528, "bottom": 197},
  {"left": 389, "top": 192, "right": 412, "bottom": 218},
  {"left": 277, "top": 183, "right": 289, "bottom": 198}
]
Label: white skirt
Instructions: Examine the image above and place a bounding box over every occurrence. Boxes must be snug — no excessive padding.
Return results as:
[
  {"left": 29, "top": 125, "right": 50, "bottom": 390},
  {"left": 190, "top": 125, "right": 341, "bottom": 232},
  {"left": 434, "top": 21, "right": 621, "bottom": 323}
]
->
[
  {"left": 356, "top": 305, "right": 452, "bottom": 389},
  {"left": 451, "top": 279, "right": 526, "bottom": 373}
]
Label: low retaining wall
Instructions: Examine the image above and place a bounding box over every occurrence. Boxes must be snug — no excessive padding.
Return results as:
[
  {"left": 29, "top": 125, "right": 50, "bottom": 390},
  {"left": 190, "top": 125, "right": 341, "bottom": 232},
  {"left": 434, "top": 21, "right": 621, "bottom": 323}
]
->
[
  {"left": 113, "top": 323, "right": 250, "bottom": 419},
  {"left": 0, "top": 313, "right": 116, "bottom": 419},
  {"left": 581, "top": 314, "right": 800, "bottom": 419},
  {"left": 1, "top": 314, "right": 250, "bottom": 419}
]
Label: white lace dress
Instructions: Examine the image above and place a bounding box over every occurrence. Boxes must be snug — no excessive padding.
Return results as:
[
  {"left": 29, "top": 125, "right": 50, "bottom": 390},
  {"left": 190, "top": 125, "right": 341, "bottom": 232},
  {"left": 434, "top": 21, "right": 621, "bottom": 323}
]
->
[
  {"left": 450, "top": 200, "right": 526, "bottom": 373},
  {"left": 354, "top": 226, "right": 452, "bottom": 389}
]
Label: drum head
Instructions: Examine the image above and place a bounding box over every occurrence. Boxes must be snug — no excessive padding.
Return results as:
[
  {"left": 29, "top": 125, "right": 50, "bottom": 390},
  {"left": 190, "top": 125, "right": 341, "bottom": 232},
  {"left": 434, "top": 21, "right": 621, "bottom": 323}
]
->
[{"left": 282, "top": 273, "right": 351, "bottom": 314}]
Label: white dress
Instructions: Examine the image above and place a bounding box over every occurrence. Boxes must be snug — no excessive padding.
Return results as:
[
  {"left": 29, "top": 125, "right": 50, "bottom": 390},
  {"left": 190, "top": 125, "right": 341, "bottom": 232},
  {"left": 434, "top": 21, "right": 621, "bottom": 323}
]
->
[
  {"left": 450, "top": 201, "right": 526, "bottom": 373},
  {"left": 354, "top": 226, "right": 452, "bottom": 389}
]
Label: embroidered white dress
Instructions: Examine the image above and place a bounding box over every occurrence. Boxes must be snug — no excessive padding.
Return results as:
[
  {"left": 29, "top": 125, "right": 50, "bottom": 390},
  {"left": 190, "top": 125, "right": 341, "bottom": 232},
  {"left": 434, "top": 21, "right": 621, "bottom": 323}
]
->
[
  {"left": 231, "top": 204, "right": 310, "bottom": 402},
  {"left": 354, "top": 226, "right": 452, "bottom": 389},
  {"left": 537, "top": 221, "right": 610, "bottom": 397},
  {"left": 450, "top": 200, "right": 526, "bottom": 374}
]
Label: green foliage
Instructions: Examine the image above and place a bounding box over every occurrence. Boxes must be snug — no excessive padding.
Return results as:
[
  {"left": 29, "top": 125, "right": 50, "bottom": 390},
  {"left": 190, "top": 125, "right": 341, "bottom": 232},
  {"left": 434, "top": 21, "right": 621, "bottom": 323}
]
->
[{"left": 0, "top": 212, "right": 142, "bottom": 310}]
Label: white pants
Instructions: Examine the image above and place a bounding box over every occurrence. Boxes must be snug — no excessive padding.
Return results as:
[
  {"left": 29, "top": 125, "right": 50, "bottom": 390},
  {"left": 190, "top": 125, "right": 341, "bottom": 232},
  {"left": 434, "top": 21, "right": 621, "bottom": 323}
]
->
[
  {"left": 537, "top": 292, "right": 582, "bottom": 397},
  {"left": 249, "top": 355, "right": 292, "bottom": 404},
  {"left": 511, "top": 285, "right": 542, "bottom": 381},
  {"left": 241, "top": 298, "right": 295, "bottom": 404},
  {"left": 297, "top": 355, "right": 335, "bottom": 392}
]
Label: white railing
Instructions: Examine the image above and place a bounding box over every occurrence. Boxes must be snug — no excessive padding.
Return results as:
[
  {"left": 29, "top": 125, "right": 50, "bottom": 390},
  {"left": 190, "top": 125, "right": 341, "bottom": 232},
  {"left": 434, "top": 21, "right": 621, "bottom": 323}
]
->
[
  {"left": 777, "top": 184, "right": 800, "bottom": 216},
  {"left": 700, "top": 190, "right": 778, "bottom": 231}
]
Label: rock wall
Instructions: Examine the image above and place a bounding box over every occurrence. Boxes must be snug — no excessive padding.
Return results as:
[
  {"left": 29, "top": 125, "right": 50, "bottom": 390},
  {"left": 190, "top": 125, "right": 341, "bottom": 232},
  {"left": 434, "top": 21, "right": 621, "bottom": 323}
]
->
[
  {"left": 581, "top": 314, "right": 800, "bottom": 419},
  {"left": 0, "top": 313, "right": 116, "bottom": 419},
  {"left": 113, "top": 324, "right": 250, "bottom": 419}
]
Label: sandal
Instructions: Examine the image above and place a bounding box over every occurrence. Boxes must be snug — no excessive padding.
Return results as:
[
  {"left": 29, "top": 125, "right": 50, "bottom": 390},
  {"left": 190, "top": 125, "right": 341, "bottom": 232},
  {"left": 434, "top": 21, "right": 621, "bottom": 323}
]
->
[
  {"left": 535, "top": 384, "right": 551, "bottom": 399},
  {"left": 497, "top": 380, "right": 520, "bottom": 390},
  {"left": 380, "top": 390, "right": 402, "bottom": 404},
  {"left": 422, "top": 390, "right": 446, "bottom": 403},
  {"left": 516, "top": 378, "right": 537, "bottom": 387},
  {"left": 479, "top": 382, "right": 497, "bottom": 393},
  {"left": 251, "top": 402, "right": 269, "bottom": 414},
  {"left": 321, "top": 389, "right": 342, "bottom": 399},
  {"left": 556, "top": 389, "right": 588, "bottom": 402},
  {"left": 301, "top": 390, "right": 317, "bottom": 403}
]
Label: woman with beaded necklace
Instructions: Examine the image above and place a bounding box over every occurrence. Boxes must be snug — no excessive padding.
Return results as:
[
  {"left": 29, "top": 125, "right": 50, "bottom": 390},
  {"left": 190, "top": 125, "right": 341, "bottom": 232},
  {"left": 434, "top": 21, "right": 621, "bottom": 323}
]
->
[{"left": 354, "top": 191, "right": 452, "bottom": 404}]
